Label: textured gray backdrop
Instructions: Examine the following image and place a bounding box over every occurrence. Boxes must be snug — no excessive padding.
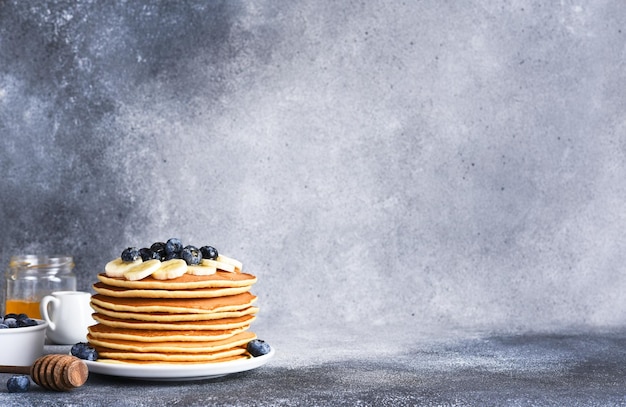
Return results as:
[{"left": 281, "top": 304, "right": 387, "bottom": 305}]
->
[{"left": 0, "top": 1, "right": 624, "bottom": 337}]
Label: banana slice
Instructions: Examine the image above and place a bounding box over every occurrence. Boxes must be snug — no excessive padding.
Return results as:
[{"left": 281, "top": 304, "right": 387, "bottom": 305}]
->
[
  {"left": 105, "top": 258, "right": 143, "bottom": 278},
  {"left": 186, "top": 264, "right": 217, "bottom": 276},
  {"left": 124, "top": 259, "right": 162, "bottom": 281},
  {"left": 216, "top": 255, "right": 243, "bottom": 272},
  {"left": 202, "top": 258, "right": 235, "bottom": 273},
  {"left": 152, "top": 259, "right": 188, "bottom": 280}
]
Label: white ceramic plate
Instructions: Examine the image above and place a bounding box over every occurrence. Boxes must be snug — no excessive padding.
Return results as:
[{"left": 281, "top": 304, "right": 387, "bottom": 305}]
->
[{"left": 83, "top": 348, "right": 275, "bottom": 381}]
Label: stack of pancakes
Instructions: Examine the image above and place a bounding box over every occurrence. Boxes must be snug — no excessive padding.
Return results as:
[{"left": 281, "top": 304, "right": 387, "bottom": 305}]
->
[{"left": 87, "top": 271, "right": 258, "bottom": 364}]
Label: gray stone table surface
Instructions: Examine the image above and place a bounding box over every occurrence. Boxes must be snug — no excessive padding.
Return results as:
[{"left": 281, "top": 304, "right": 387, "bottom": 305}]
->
[{"left": 0, "top": 324, "right": 624, "bottom": 407}]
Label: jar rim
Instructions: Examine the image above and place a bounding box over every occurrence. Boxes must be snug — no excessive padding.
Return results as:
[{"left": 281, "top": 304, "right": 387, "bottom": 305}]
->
[{"left": 9, "top": 255, "right": 74, "bottom": 269}]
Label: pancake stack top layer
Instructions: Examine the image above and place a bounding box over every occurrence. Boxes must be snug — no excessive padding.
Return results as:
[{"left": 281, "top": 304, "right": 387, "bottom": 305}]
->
[{"left": 87, "top": 240, "right": 260, "bottom": 364}]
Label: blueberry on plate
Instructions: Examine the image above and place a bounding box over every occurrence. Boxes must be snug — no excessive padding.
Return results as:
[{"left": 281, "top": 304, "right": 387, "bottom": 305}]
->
[
  {"left": 71, "top": 342, "right": 98, "bottom": 361},
  {"left": 246, "top": 339, "right": 271, "bottom": 357},
  {"left": 0, "top": 324, "right": 8, "bottom": 329},
  {"left": 200, "top": 245, "right": 219, "bottom": 260},
  {"left": 181, "top": 245, "right": 202, "bottom": 265},
  {"left": 139, "top": 247, "right": 160, "bottom": 261},
  {"left": 121, "top": 247, "right": 140, "bottom": 262},
  {"left": 164, "top": 251, "right": 181, "bottom": 260},
  {"left": 150, "top": 242, "right": 167, "bottom": 260},
  {"left": 165, "top": 238, "right": 183, "bottom": 256},
  {"left": 7, "top": 375, "right": 30, "bottom": 393}
]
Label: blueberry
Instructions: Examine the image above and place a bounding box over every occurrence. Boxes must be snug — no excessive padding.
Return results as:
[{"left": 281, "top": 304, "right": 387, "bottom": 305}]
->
[
  {"left": 4, "top": 318, "right": 17, "bottom": 328},
  {"left": 246, "top": 339, "right": 271, "bottom": 357},
  {"left": 0, "top": 324, "right": 8, "bottom": 329},
  {"left": 4, "top": 313, "right": 18, "bottom": 320},
  {"left": 181, "top": 245, "right": 202, "bottom": 265},
  {"left": 165, "top": 238, "right": 183, "bottom": 256},
  {"left": 200, "top": 246, "right": 219, "bottom": 260},
  {"left": 150, "top": 242, "right": 167, "bottom": 260},
  {"left": 16, "top": 313, "right": 29, "bottom": 321},
  {"left": 139, "top": 247, "right": 160, "bottom": 261},
  {"left": 165, "top": 251, "right": 180, "bottom": 260},
  {"left": 17, "top": 318, "right": 38, "bottom": 328},
  {"left": 71, "top": 342, "right": 98, "bottom": 361},
  {"left": 70, "top": 342, "right": 87, "bottom": 355},
  {"left": 7, "top": 375, "right": 30, "bottom": 393},
  {"left": 121, "top": 247, "right": 140, "bottom": 262}
]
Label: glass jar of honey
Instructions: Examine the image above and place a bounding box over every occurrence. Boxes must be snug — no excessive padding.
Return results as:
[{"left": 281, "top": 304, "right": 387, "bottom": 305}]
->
[{"left": 4, "top": 255, "right": 76, "bottom": 319}]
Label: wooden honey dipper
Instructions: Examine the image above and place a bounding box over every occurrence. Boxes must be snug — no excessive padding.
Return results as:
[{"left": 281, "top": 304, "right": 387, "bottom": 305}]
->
[{"left": 0, "top": 354, "right": 88, "bottom": 391}]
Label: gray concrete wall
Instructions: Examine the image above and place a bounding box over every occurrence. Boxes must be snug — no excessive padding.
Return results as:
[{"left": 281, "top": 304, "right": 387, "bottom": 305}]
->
[{"left": 1, "top": 1, "right": 624, "bottom": 333}]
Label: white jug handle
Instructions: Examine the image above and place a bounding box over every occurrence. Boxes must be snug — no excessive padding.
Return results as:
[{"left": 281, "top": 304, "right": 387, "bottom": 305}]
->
[{"left": 39, "top": 296, "right": 59, "bottom": 331}]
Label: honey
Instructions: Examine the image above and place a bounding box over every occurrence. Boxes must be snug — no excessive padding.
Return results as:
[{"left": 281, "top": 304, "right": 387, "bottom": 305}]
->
[{"left": 4, "top": 299, "right": 42, "bottom": 319}]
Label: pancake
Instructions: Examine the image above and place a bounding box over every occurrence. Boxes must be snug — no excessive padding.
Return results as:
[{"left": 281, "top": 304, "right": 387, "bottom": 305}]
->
[
  {"left": 90, "top": 303, "right": 259, "bottom": 322},
  {"left": 96, "top": 354, "right": 250, "bottom": 364},
  {"left": 97, "top": 271, "right": 256, "bottom": 290},
  {"left": 87, "top": 242, "right": 265, "bottom": 365},
  {"left": 87, "top": 331, "right": 256, "bottom": 353},
  {"left": 92, "top": 281, "right": 252, "bottom": 299},
  {"left": 91, "top": 292, "right": 257, "bottom": 314},
  {"left": 88, "top": 323, "right": 248, "bottom": 342},
  {"left": 93, "top": 346, "right": 248, "bottom": 362},
  {"left": 92, "top": 313, "right": 256, "bottom": 331}
]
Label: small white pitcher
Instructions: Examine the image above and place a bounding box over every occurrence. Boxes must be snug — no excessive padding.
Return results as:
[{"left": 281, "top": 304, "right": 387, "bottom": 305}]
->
[{"left": 40, "top": 291, "right": 95, "bottom": 345}]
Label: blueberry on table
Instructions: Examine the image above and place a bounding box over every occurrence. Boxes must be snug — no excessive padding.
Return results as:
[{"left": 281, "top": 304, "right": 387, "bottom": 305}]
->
[
  {"left": 246, "top": 339, "right": 271, "bottom": 357},
  {"left": 71, "top": 342, "right": 98, "bottom": 361},
  {"left": 181, "top": 245, "right": 202, "bottom": 265},
  {"left": 7, "top": 375, "right": 30, "bottom": 393}
]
